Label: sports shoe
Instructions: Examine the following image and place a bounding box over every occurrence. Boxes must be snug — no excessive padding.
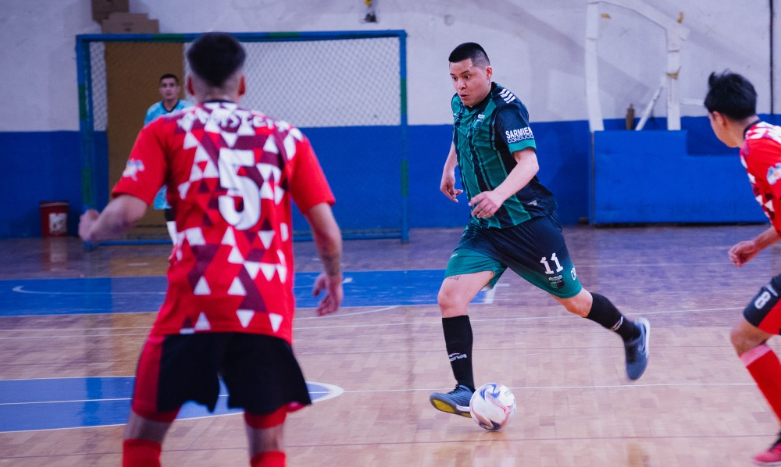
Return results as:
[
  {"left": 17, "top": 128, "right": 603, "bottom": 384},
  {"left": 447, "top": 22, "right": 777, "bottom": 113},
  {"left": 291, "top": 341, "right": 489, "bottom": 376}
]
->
[
  {"left": 624, "top": 318, "right": 650, "bottom": 380},
  {"left": 429, "top": 384, "right": 474, "bottom": 417},
  {"left": 753, "top": 432, "right": 781, "bottom": 466}
]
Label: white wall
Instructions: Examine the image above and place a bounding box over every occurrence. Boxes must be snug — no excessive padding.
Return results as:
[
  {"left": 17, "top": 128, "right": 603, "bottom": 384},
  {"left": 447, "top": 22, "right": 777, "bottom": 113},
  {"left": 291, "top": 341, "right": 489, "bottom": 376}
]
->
[{"left": 0, "top": 0, "right": 774, "bottom": 131}]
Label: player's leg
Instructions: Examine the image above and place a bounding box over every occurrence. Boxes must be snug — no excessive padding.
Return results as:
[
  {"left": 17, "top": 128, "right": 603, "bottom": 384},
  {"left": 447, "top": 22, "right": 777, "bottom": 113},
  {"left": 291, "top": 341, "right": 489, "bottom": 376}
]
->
[
  {"left": 164, "top": 208, "right": 176, "bottom": 244},
  {"left": 430, "top": 230, "right": 505, "bottom": 417},
  {"left": 430, "top": 269, "right": 494, "bottom": 416},
  {"left": 244, "top": 409, "right": 286, "bottom": 467},
  {"left": 122, "top": 334, "right": 182, "bottom": 467},
  {"left": 122, "top": 411, "right": 176, "bottom": 467},
  {"left": 495, "top": 214, "right": 649, "bottom": 380},
  {"left": 554, "top": 288, "right": 649, "bottom": 380},
  {"left": 124, "top": 333, "right": 224, "bottom": 466},
  {"left": 733, "top": 277, "right": 781, "bottom": 465},
  {"left": 221, "top": 334, "right": 312, "bottom": 465}
]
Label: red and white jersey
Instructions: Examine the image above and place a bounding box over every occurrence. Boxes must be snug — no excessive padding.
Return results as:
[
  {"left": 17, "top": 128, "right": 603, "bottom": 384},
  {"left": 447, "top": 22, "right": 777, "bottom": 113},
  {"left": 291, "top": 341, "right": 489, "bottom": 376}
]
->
[
  {"left": 113, "top": 102, "right": 335, "bottom": 342},
  {"left": 741, "top": 122, "right": 781, "bottom": 235}
]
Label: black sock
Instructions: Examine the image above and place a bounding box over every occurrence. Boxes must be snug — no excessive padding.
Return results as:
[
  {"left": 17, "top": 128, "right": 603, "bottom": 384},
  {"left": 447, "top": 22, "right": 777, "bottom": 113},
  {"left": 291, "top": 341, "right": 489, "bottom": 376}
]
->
[
  {"left": 442, "top": 315, "right": 475, "bottom": 391},
  {"left": 586, "top": 293, "right": 640, "bottom": 342}
]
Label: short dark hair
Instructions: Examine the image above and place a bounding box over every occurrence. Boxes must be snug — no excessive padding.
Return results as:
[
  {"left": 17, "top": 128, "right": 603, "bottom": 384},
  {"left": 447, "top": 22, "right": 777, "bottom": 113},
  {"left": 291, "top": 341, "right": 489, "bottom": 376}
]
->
[
  {"left": 159, "top": 73, "right": 179, "bottom": 84},
  {"left": 186, "top": 33, "right": 246, "bottom": 87},
  {"left": 704, "top": 71, "right": 757, "bottom": 120},
  {"left": 448, "top": 42, "right": 490, "bottom": 68}
]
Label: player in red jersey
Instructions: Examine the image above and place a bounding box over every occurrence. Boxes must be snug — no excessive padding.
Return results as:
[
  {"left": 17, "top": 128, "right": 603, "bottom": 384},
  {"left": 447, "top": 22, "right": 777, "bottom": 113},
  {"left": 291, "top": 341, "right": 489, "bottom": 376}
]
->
[
  {"left": 706, "top": 71, "right": 781, "bottom": 465},
  {"left": 79, "top": 33, "right": 343, "bottom": 467}
]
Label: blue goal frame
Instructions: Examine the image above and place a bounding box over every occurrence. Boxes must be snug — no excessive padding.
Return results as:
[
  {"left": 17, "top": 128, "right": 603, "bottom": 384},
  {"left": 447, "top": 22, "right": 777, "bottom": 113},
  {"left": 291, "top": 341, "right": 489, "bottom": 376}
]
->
[{"left": 75, "top": 30, "right": 409, "bottom": 243}]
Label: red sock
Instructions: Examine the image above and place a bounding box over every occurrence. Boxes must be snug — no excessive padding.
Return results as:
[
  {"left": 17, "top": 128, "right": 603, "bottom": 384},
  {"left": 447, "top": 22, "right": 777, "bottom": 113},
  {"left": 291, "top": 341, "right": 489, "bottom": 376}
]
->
[
  {"left": 741, "top": 344, "right": 781, "bottom": 424},
  {"left": 123, "top": 439, "right": 162, "bottom": 467},
  {"left": 250, "top": 451, "right": 286, "bottom": 467}
]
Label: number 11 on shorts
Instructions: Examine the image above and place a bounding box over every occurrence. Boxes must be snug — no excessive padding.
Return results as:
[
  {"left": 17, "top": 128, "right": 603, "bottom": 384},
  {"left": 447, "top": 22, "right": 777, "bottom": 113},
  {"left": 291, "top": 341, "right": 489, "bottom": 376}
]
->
[{"left": 540, "top": 253, "right": 563, "bottom": 275}]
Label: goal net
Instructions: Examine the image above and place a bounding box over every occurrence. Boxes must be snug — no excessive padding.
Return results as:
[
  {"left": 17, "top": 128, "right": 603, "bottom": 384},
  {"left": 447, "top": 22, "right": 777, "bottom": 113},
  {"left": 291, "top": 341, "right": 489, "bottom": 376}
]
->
[{"left": 76, "top": 31, "right": 409, "bottom": 242}]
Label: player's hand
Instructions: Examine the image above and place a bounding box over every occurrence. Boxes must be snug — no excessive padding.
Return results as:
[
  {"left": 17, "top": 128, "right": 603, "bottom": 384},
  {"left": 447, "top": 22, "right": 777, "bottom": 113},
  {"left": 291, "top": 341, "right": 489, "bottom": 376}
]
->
[
  {"left": 468, "top": 190, "right": 505, "bottom": 219},
  {"left": 312, "top": 273, "right": 343, "bottom": 316},
  {"left": 729, "top": 240, "right": 760, "bottom": 267},
  {"left": 79, "top": 209, "right": 100, "bottom": 243},
  {"left": 440, "top": 170, "right": 463, "bottom": 203}
]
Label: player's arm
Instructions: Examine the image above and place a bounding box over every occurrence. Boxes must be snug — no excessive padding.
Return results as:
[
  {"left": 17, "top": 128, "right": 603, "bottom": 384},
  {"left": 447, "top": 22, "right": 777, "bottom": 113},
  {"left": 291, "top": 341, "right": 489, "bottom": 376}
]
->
[
  {"left": 440, "top": 142, "right": 463, "bottom": 202},
  {"left": 79, "top": 195, "right": 148, "bottom": 243},
  {"left": 303, "top": 202, "right": 343, "bottom": 316},
  {"left": 729, "top": 226, "right": 781, "bottom": 267},
  {"left": 469, "top": 148, "right": 538, "bottom": 219},
  {"left": 730, "top": 146, "right": 781, "bottom": 266}
]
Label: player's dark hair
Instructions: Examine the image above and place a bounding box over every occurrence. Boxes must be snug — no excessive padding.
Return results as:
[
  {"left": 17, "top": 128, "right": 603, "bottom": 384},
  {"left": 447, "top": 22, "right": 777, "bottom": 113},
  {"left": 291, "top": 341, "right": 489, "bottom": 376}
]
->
[
  {"left": 159, "top": 73, "right": 179, "bottom": 84},
  {"left": 187, "top": 33, "right": 246, "bottom": 88},
  {"left": 704, "top": 71, "right": 757, "bottom": 120},
  {"left": 448, "top": 43, "right": 490, "bottom": 68}
]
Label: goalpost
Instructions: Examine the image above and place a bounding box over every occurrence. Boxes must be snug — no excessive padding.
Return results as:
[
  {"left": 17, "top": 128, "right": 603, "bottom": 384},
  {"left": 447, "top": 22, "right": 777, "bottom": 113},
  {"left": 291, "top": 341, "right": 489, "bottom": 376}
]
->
[{"left": 75, "top": 30, "right": 409, "bottom": 242}]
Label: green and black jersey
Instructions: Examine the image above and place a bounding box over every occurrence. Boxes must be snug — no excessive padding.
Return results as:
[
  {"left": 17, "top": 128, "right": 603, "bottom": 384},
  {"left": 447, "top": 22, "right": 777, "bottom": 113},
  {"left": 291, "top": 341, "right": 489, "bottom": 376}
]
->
[{"left": 452, "top": 82, "right": 556, "bottom": 228}]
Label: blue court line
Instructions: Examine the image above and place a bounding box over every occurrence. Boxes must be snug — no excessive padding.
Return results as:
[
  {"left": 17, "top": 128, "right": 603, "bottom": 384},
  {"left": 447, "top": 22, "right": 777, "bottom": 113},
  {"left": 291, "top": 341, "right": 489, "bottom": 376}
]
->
[
  {"left": 0, "top": 270, "right": 482, "bottom": 317},
  {"left": 0, "top": 377, "right": 337, "bottom": 433}
]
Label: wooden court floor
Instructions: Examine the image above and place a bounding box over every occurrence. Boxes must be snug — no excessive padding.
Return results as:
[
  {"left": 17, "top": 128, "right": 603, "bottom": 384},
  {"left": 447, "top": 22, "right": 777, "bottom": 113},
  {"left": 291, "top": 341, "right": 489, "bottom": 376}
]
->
[{"left": 1, "top": 224, "right": 781, "bottom": 466}]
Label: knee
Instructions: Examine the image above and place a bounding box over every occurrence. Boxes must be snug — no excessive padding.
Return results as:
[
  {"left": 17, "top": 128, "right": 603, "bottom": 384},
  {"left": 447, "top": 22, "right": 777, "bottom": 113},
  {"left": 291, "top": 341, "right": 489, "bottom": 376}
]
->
[
  {"left": 559, "top": 294, "right": 591, "bottom": 317},
  {"left": 437, "top": 289, "right": 465, "bottom": 317},
  {"left": 729, "top": 326, "right": 764, "bottom": 355}
]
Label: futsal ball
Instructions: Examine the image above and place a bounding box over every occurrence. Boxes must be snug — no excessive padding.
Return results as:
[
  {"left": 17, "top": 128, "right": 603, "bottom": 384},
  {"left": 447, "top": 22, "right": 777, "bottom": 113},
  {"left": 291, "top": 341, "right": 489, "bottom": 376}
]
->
[{"left": 469, "top": 383, "right": 517, "bottom": 431}]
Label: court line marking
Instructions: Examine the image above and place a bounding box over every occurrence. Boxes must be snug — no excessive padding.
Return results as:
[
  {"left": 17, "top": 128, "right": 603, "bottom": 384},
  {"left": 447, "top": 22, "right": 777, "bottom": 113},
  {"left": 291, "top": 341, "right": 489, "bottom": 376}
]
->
[
  {"left": 0, "top": 306, "right": 744, "bottom": 338},
  {"left": 0, "top": 380, "right": 344, "bottom": 435}
]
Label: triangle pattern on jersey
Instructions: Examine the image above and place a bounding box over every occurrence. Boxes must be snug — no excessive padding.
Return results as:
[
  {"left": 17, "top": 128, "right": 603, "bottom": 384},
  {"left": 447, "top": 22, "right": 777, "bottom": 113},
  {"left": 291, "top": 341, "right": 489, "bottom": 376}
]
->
[
  {"left": 277, "top": 264, "right": 287, "bottom": 283},
  {"left": 260, "top": 263, "right": 276, "bottom": 281},
  {"left": 189, "top": 163, "right": 203, "bottom": 182},
  {"left": 194, "top": 312, "right": 211, "bottom": 331},
  {"left": 202, "top": 159, "right": 219, "bottom": 178},
  {"left": 274, "top": 186, "right": 285, "bottom": 204},
  {"left": 237, "top": 309, "right": 254, "bottom": 328},
  {"left": 222, "top": 228, "right": 237, "bottom": 246},
  {"left": 238, "top": 121, "right": 256, "bottom": 136},
  {"left": 183, "top": 132, "right": 199, "bottom": 149},
  {"left": 228, "top": 277, "right": 247, "bottom": 296},
  {"left": 244, "top": 261, "right": 261, "bottom": 279},
  {"left": 178, "top": 181, "right": 191, "bottom": 199},
  {"left": 194, "top": 145, "right": 210, "bottom": 163},
  {"left": 194, "top": 276, "right": 211, "bottom": 295},
  {"left": 283, "top": 133, "right": 296, "bottom": 160},
  {"left": 259, "top": 180, "right": 274, "bottom": 200},
  {"left": 259, "top": 230, "right": 274, "bottom": 249},
  {"left": 222, "top": 132, "right": 238, "bottom": 148},
  {"left": 269, "top": 313, "right": 283, "bottom": 333},
  {"left": 263, "top": 137, "right": 279, "bottom": 154},
  {"left": 228, "top": 246, "right": 244, "bottom": 264}
]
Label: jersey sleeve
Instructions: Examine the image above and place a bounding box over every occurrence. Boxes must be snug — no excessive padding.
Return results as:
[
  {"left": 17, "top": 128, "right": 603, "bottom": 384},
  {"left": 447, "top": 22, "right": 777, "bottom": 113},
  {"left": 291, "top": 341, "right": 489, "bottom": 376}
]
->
[
  {"left": 288, "top": 135, "right": 335, "bottom": 213},
  {"left": 495, "top": 106, "right": 536, "bottom": 153},
  {"left": 746, "top": 141, "right": 781, "bottom": 234},
  {"left": 112, "top": 120, "right": 167, "bottom": 205}
]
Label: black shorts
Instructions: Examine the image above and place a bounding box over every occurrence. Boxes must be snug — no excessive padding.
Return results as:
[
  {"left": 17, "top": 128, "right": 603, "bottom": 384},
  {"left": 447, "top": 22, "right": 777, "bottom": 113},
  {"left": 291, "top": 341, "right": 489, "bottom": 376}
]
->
[
  {"left": 744, "top": 274, "right": 781, "bottom": 335},
  {"left": 131, "top": 333, "right": 312, "bottom": 416},
  {"left": 445, "top": 214, "right": 582, "bottom": 298}
]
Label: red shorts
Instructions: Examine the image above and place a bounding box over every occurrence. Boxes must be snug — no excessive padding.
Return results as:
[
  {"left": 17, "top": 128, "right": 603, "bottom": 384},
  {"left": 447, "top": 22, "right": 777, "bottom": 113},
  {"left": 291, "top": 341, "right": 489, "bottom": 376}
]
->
[
  {"left": 744, "top": 275, "right": 781, "bottom": 335},
  {"left": 131, "top": 332, "right": 311, "bottom": 419}
]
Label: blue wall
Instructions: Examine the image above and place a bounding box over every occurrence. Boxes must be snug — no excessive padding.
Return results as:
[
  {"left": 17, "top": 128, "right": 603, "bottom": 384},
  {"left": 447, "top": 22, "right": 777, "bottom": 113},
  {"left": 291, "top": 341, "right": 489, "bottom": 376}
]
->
[
  {"left": 2, "top": 116, "right": 766, "bottom": 238},
  {"left": 0, "top": 132, "right": 84, "bottom": 238}
]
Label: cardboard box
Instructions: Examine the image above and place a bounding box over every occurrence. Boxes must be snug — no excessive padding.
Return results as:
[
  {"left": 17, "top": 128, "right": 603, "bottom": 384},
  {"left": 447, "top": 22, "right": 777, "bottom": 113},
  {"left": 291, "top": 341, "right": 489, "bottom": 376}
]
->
[
  {"left": 101, "top": 18, "right": 160, "bottom": 34},
  {"left": 106, "top": 12, "right": 150, "bottom": 22},
  {"left": 92, "top": 0, "right": 129, "bottom": 22}
]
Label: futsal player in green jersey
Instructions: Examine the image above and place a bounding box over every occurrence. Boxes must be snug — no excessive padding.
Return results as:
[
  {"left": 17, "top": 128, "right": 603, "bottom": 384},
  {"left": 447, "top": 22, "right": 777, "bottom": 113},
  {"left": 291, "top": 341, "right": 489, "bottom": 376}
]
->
[{"left": 429, "top": 43, "right": 650, "bottom": 417}]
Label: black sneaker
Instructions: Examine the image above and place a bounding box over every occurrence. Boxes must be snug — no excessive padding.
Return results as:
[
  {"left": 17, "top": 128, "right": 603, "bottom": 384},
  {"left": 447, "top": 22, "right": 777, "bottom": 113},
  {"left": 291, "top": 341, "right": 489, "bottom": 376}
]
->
[
  {"left": 429, "top": 384, "right": 474, "bottom": 417},
  {"left": 624, "top": 318, "right": 650, "bottom": 380}
]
